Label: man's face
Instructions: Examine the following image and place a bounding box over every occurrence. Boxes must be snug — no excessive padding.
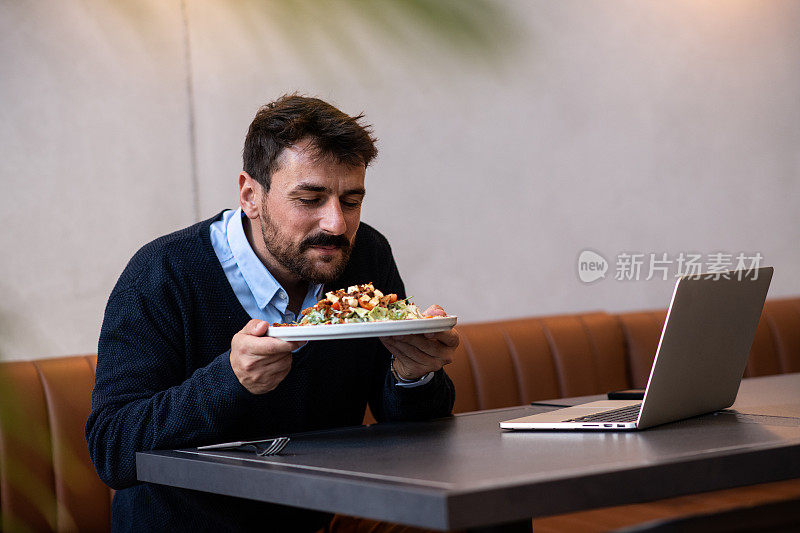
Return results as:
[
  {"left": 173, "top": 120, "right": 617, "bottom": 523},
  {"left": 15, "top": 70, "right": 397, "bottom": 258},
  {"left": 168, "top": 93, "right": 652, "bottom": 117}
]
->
[{"left": 256, "top": 140, "right": 366, "bottom": 284}]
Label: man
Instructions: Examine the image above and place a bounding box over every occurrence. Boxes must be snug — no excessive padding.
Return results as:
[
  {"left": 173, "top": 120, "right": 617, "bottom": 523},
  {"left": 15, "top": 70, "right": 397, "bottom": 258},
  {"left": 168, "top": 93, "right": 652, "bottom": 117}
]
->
[{"left": 86, "top": 95, "right": 458, "bottom": 532}]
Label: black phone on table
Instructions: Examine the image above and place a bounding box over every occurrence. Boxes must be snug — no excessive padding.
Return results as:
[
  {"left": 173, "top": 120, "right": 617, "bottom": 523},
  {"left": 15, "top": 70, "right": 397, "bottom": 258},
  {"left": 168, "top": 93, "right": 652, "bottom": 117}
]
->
[{"left": 607, "top": 389, "right": 645, "bottom": 400}]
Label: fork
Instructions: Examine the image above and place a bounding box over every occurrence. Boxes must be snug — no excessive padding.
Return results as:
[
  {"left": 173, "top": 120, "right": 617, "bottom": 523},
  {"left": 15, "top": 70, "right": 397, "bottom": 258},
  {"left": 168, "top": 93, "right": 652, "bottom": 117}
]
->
[
  {"left": 252, "top": 437, "right": 290, "bottom": 456},
  {"left": 197, "top": 436, "right": 290, "bottom": 456}
]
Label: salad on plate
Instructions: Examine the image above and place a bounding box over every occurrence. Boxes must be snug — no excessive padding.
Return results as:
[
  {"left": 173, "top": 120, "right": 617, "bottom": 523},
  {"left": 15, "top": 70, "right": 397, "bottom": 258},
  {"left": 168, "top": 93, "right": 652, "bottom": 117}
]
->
[{"left": 273, "top": 282, "right": 431, "bottom": 326}]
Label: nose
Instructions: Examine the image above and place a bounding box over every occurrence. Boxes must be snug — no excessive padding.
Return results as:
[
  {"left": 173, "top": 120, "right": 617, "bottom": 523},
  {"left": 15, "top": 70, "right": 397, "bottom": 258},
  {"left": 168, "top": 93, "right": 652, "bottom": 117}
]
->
[{"left": 319, "top": 198, "right": 347, "bottom": 235}]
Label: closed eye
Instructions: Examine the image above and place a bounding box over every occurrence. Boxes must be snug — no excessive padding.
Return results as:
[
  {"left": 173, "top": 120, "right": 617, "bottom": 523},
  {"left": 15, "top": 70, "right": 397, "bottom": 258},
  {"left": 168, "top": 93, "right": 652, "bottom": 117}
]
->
[
  {"left": 297, "top": 198, "right": 321, "bottom": 205},
  {"left": 341, "top": 199, "right": 363, "bottom": 209},
  {"left": 341, "top": 194, "right": 365, "bottom": 209}
]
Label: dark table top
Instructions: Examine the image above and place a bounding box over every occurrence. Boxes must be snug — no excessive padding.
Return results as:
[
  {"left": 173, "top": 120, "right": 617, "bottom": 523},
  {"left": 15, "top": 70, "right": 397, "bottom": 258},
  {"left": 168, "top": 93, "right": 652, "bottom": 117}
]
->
[{"left": 137, "top": 373, "right": 800, "bottom": 531}]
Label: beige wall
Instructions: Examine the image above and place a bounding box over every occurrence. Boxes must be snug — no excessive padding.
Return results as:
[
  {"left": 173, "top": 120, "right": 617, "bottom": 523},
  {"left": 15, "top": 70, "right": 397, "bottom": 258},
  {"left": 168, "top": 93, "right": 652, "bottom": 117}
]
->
[{"left": 2, "top": 0, "right": 799, "bottom": 360}]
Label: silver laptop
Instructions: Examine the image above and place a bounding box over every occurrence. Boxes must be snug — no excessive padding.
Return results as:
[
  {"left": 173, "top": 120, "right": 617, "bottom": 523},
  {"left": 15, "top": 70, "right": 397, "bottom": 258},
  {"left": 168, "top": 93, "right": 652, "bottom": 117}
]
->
[{"left": 500, "top": 267, "right": 773, "bottom": 431}]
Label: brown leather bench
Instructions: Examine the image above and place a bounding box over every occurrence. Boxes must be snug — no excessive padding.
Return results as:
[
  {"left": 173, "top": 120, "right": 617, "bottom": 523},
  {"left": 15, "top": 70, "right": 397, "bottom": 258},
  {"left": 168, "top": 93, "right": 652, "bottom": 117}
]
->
[
  {"left": 449, "top": 297, "right": 800, "bottom": 412},
  {"left": 1, "top": 298, "right": 798, "bottom": 531}
]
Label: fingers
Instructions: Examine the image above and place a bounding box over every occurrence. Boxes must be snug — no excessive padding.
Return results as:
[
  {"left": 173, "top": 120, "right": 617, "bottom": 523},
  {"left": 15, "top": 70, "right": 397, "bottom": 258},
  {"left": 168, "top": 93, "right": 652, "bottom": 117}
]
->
[
  {"left": 231, "top": 349, "right": 293, "bottom": 395},
  {"left": 231, "top": 319, "right": 305, "bottom": 394},
  {"left": 382, "top": 333, "right": 455, "bottom": 367},
  {"left": 380, "top": 337, "right": 430, "bottom": 366},
  {"left": 423, "top": 304, "right": 447, "bottom": 317},
  {"left": 423, "top": 328, "right": 460, "bottom": 347},
  {"left": 235, "top": 349, "right": 292, "bottom": 375},
  {"left": 239, "top": 336, "right": 300, "bottom": 357},
  {"left": 382, "top": 338, "right": 433, "bottom": 380},
  {"left": 236, "top": 320, "right": 304, "bottom": 356},
  {"left": 247, "top": 336, "right": 305, "bottom": 357},
  {"left": 243, "top": 318, "right": 268, "bottom": 336},
  {"left": 382, "top": 331, "right": 458, "bottom": 381},
  {"left": 387, "top": 331, "right": 459, "bottom": 359}
]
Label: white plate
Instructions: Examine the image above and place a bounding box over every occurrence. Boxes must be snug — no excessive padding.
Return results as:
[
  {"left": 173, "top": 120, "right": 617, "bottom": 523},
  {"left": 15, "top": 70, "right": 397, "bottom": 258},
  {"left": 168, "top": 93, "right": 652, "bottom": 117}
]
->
[{"left": 267, "top": 316, "right": 457, "bottom": 341}]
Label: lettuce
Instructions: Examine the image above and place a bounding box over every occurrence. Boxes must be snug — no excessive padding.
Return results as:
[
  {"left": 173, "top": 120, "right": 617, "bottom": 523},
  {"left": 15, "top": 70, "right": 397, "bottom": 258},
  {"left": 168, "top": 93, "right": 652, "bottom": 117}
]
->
[
  {"left": 301, "top": 310, "right": 326, "bottom": 325},
  {"left": 368, "top": 306, "right": 388, "bottom": 321}
]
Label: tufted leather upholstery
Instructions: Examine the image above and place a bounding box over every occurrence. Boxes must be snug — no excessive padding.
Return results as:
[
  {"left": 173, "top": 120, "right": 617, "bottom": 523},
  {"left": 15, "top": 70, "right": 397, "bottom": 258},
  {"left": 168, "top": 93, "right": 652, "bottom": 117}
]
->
[
  {"left": 0, "top": 355, "right": 111, "bottom": 532},
  {"left": 451, "top": 312, "right": 630, "bottom": 411},
  {"left": 1, "top": 297, "right": 798, "bottom": 532},
  {"left": 620, "top": 297, "right": 800, "bottom": 388},
  {"left": 451, "top": 297, "right": 800, "bottom": 413}
]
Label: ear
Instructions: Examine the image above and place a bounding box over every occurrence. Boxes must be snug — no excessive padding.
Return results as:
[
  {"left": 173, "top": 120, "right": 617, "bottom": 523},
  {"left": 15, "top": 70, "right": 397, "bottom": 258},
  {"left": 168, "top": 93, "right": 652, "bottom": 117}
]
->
[{"left": 239, "top": 172, "right": 261, "bottom": 219}]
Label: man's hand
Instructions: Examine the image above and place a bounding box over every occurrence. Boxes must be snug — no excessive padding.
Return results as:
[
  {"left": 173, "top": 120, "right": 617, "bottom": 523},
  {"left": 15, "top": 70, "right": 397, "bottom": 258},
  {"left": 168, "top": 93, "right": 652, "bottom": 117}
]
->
[
  {"left": 230, "top": 319, "right": 305, "bottom": 394},
  {"left": 380, "top": 305, "right": 459, "bottom": 381}
]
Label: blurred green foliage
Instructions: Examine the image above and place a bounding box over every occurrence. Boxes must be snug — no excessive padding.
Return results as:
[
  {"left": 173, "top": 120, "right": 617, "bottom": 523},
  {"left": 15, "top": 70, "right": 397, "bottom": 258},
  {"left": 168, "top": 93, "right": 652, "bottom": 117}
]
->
[{"left": 266, "top": 0, "right": 519, "bottom": 71}]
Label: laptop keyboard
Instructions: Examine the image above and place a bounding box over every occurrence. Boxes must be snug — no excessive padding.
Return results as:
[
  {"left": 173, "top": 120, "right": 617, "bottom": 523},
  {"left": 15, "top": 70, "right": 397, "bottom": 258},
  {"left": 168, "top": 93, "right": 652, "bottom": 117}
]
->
[{"left": 566, "top": 404, "right": 642, "bottom": 423}]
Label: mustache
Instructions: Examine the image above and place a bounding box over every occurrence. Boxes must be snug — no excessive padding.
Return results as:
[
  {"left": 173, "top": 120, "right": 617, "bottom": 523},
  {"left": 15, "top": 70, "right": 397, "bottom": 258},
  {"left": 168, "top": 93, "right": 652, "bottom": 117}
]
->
[{"left": 300, "top": 233, "right": 351, "bottom": 251}]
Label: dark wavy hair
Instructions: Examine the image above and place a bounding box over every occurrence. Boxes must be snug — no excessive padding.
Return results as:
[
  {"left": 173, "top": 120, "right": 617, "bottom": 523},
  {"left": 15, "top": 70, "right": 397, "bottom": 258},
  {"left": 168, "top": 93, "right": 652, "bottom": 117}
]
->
[{"left": 243, "top": 94, "right": 378, "bottom": 191}]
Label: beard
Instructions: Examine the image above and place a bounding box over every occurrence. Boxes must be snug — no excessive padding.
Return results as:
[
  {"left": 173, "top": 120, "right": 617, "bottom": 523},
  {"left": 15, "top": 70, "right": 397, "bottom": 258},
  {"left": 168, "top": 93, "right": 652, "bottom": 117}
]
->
[{"left": 259, "top": 209, "right": 354, "bottom": 284}]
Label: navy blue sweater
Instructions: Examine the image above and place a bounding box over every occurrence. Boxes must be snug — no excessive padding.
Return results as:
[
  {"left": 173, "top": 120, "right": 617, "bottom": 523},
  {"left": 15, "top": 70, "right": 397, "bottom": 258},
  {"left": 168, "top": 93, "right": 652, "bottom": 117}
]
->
[{"left": 86, "top": 213, "right": 455, "bottom": 532}]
